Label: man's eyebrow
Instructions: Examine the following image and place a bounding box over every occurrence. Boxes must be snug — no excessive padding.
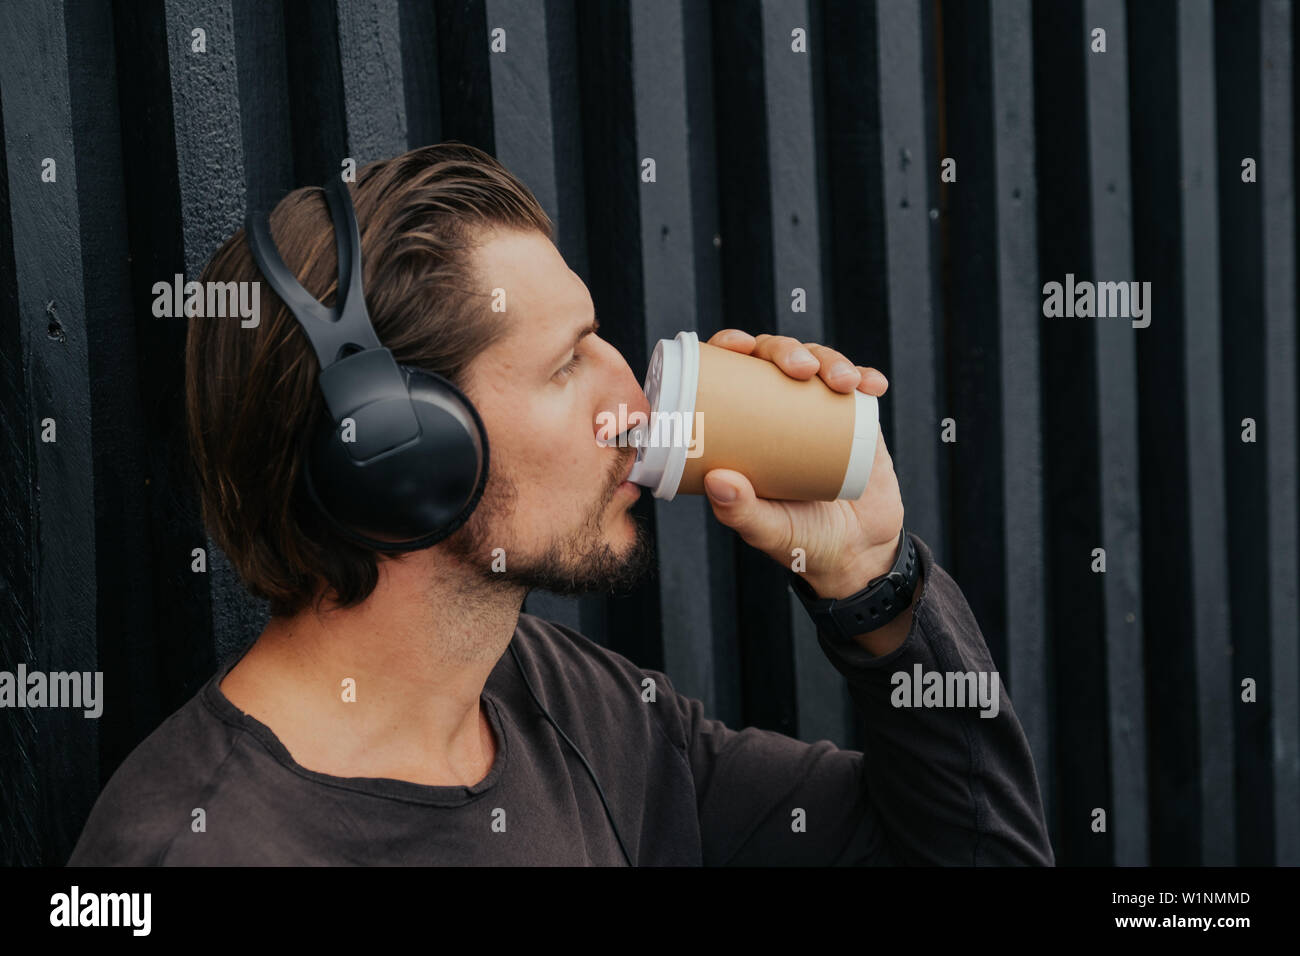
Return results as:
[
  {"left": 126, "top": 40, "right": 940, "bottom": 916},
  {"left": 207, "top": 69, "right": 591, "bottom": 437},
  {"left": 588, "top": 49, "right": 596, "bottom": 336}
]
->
[{"left": 549, "top": 315, "right": 600, "bottom": 366}]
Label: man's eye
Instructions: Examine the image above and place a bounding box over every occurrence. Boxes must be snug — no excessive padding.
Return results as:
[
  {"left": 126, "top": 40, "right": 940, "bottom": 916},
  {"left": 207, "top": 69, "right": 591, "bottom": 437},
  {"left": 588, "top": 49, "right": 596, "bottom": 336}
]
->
[{"left": 555, "top": 352, "right": 583, "bottom": 380}]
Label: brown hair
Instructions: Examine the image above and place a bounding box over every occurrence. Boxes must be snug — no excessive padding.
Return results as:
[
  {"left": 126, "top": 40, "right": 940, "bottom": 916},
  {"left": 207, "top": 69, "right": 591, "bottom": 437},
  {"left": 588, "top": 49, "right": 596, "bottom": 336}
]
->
[{"left": 185, "top": 142, "right": 553, "bottom": 618}]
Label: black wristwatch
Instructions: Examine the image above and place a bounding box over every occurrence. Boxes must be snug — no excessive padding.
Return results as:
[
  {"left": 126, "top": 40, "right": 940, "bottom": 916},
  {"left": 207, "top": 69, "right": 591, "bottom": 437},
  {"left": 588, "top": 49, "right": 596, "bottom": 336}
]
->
[{"left": 788, "top": 529, "right": 919, "bottom": 644}]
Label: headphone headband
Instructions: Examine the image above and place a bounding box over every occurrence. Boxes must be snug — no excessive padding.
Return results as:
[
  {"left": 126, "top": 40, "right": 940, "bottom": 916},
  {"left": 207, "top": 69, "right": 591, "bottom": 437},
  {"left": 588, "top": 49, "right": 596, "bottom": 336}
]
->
[
  {"left": 244, "top": 179, "right": 420, "bottom": 461},
  {"left": 244, "top": 178, "right": 383, "bottom": 369}
]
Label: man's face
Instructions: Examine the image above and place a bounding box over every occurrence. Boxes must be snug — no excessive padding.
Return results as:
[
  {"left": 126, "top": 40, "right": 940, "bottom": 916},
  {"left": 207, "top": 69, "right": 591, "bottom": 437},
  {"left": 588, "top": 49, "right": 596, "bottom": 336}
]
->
[{"left": 441, "top": 228, "right": 655, "bottom": 595}]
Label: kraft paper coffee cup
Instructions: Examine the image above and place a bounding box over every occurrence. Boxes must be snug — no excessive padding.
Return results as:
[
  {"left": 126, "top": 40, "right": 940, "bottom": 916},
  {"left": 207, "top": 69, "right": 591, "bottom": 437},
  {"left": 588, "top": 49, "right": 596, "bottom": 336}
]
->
[{"left": 625, "top": 330, "right": 878, "bottom": 501}]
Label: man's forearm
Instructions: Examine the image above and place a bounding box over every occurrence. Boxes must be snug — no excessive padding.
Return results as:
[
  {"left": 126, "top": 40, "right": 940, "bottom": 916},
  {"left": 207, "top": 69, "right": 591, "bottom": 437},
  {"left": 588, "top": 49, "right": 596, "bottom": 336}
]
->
[{"left": 808, "top": 533, "right": 1055, "bottom": 865}]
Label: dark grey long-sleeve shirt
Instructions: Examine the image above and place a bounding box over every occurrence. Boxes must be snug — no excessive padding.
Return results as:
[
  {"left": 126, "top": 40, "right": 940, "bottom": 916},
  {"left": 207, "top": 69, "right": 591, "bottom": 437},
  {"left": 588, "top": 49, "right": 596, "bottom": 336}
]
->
[{"left": 68, "top": 532, "right": 1054, "bottom": 865}]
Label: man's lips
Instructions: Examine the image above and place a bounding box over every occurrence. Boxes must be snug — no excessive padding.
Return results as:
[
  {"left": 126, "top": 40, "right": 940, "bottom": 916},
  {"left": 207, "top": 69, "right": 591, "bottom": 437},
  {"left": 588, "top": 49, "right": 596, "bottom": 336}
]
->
[{"left": 610, "top": 455, "right": 640, "bottom": 503}]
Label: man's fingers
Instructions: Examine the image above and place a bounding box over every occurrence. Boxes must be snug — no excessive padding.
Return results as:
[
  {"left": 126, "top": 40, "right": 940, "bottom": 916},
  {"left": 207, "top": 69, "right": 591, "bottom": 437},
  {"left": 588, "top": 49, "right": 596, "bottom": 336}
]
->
[
  {"left": 706, "top": 329, "right": 757, "bottom": 353},
  {"left": 701, "top": 468, "right": 789, "bottom": 554},
  {"left": 751, "top": 334, "right": 820, "bottom": 378},
  {"left": 713, "top": 333, "right": 887, "bottom": 398},
  {"left": 855, "top": 365, "right": 889, "bottom": 396},
  {"left": 805, "top": 343, "right": 862, "bottom": 392}
]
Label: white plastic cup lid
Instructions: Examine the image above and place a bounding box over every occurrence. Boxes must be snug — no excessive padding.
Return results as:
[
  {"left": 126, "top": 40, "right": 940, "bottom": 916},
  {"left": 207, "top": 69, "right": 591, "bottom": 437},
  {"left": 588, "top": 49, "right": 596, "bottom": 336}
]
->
[{"left": 626, "top": 330, "right": 700, "bottom": 500}]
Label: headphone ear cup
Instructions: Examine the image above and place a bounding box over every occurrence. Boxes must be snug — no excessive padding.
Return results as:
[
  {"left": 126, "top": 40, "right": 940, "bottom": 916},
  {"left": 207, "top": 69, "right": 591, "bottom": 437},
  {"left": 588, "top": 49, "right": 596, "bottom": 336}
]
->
[{"left": 302, "top": 366, "right": 489, "bottom": 551}]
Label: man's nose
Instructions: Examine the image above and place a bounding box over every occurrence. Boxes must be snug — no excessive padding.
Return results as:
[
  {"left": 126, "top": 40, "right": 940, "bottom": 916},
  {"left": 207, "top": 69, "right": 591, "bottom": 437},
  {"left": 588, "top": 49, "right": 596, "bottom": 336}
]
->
[{"left": 594, "top": 346, "right": 652, "bottom": 445}]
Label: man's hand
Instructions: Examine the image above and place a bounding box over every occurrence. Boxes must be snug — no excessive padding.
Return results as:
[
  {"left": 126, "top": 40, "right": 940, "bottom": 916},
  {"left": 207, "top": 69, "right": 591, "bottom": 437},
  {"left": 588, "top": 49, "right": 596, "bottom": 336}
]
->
[{"left": 700, "top": 330, "right": 914, "bottom": 653}]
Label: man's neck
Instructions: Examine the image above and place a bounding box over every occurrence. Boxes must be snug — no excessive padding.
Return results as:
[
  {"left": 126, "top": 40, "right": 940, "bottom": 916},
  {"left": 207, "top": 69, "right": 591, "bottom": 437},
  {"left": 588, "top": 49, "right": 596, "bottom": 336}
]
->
[{"left": 220, "top": 560, "right": 526, "bottom": 787}]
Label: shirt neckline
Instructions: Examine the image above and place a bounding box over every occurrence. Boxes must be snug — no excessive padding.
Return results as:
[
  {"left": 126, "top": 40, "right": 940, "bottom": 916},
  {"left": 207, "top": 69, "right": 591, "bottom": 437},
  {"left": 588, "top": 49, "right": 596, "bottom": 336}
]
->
[{"left": 200, "top": 638, "right": 511, "bottom": 807}]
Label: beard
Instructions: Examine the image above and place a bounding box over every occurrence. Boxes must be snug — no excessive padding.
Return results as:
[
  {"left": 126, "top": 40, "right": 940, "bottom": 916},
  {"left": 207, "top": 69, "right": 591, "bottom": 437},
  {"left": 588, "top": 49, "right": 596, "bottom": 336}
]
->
[{"left": 441, "top": 449, "right": 655, "bottom": 597}]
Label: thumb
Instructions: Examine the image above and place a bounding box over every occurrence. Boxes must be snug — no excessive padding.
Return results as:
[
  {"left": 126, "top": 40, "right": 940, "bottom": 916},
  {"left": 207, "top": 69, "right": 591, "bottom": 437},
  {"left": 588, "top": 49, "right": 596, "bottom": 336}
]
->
[{"left": 703, "top": 469, "right": 790, "bottom": 554}]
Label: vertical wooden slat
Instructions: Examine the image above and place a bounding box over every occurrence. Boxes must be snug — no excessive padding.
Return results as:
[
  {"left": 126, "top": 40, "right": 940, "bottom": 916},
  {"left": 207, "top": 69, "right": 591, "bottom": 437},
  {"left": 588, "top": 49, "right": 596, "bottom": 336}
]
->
[
  {"left": 1032, "top": 0, "right": 1101, "bottom": 863},
  {"left": 231, "top": 0, "right": 295, "bottom": 210},
  {"left": 541, "top": 1, "right": 595, "bottom": 290},
  {"left": 485, "top": 0, "right": 561, "bottom": 220},
  {"left": 0, "top": 0, "right": 98, "bottom": 864},
  {"left": 1177, "top": 0, "right": 1234, "bottom": 866},
  {"left": 398, "top": 0, "right": 442, "bottom": 149},
  {"left": 1085, "top": 0, "right": 1148, "bottom": 865},
  {"left": 1216, "top": 0, "right": 1271, "bottom": 866},
  {"left": 1130, "top": 0, "right": 1199, "bottom": 866},
  {"left": 757, "top": 0, "right": 854, "bottom": 747},
  {"left": 1130, "top": 0, "right": 1233, "bottom": 864},
  {"left": 435, "top": 0, "right": 494, "bottom": 150},
  {"left": 872, "top": 0, "right": 946, "bottom": 567},
  {"left": 163, "top": 0, "right": 265, "bottom": 666},
  {"left": 988, "top": 0, "right": 1050, "bottom": 835},
  {"left": 166, "top": 0, "right": 248, "bottom": 273},
  {"left": 1035, "top": 0, "right": 1136, "bottom": 863},
  {"left": 66, "top": 0, "right": 165, "bottom": 807},
  {"left": 284, "top": 0, "right": 348, "bottom": 184},
  {"left": 336, "top": 0, "right": 409, "bottom": 164},
  {"left": 0, "top": 69, "right": 36, "bottom": 867},
  {"left": 1260, "top": 0, "right": 1300, "bottom": 865},
  {"left": 762, "top": 0, "right": 825, "bottom": 350},
  {"left": 942, "top": 0, "right": 1006, "bottom": 695}
]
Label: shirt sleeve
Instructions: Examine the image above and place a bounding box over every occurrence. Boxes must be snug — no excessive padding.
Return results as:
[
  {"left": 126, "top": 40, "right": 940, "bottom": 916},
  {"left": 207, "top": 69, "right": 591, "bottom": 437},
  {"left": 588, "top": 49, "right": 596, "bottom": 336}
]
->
[{"left": 644, "top": 531, "right": 1055, "bottom": 866}]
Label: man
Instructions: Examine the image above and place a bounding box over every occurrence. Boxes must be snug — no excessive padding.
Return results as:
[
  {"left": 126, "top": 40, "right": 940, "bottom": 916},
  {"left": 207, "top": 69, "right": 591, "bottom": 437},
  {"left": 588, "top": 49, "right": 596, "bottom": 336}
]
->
[{"left": 69, "top": 142, "right": 1053, "bottom": 865}]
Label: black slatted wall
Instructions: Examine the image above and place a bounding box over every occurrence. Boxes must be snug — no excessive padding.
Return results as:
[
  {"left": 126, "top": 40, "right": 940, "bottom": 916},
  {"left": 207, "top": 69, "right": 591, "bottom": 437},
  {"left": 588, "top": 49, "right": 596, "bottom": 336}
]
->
[{"left": 1, "top": 0, "right": 1296, "bottom": 866}]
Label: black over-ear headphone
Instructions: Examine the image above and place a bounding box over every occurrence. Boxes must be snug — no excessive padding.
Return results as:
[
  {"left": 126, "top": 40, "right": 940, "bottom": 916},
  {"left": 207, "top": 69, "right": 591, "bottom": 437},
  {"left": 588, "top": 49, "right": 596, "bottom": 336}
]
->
[
  {"left": 244, "top": 176, "right": 489, "bottom": 552},
  {"left": 243, "top": 177, "right": 634, "bottom": 866}
]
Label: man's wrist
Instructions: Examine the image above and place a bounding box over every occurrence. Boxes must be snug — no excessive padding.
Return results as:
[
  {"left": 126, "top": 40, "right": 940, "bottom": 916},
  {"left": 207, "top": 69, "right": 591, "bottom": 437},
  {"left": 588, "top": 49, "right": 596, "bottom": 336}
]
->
[
  {"left": 792, "top": 529, "right": 920, "bottom": 656},
  {"left": 845, "top": 564, "right": 920, "bottom": 655},
  {"left": 798, "top": 534, "right": 902, "bottom": 601}
]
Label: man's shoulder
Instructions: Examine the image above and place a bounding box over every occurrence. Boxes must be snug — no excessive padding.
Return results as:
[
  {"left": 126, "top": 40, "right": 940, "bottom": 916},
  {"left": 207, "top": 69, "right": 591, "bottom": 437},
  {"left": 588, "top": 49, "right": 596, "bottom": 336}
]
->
[
  {"left": 67, "top": 680, "right": 244, "bottom": 865},
  {"left": 511, "top": 612, "right": 687, "bottom": 751},
  {"left": 513, "top": 611, "right": 653, "bottom": 689}
]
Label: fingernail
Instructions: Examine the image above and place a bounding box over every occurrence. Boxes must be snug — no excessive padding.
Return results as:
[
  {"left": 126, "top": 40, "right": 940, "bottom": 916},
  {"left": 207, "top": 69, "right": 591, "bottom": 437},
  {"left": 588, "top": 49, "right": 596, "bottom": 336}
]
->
[
  {"left": 790, "top": 348, "right": 817, "bottom": 367},
  {"left": 831, "top": 361, "right": 857, "bottom": 379},
  {"left": 705, "top": 474, "right": 736, "bottom": 502}
]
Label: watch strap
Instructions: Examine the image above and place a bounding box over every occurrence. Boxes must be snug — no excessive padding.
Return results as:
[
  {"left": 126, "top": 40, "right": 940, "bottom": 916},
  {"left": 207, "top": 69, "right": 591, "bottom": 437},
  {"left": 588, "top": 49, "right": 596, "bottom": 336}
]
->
[{"left": 788, "top": 529, "right": 918, "bottom": 644}]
